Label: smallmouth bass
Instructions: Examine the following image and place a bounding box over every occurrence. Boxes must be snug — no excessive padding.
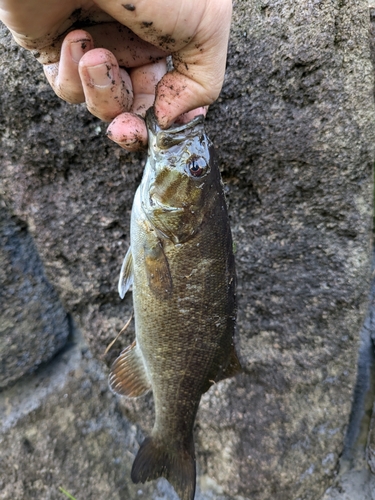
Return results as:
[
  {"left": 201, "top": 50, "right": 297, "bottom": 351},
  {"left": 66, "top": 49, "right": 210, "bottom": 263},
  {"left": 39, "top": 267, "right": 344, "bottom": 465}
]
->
[{"left": 110, "top": 108, "right": 241, "bottom": 500}]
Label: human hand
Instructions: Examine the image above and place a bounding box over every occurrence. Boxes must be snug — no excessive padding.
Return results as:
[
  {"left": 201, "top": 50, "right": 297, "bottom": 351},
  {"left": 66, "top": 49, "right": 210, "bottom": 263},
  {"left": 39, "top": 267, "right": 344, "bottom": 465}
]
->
[{"left": 0, "top": 0, "right": 232, "bottom": 151}]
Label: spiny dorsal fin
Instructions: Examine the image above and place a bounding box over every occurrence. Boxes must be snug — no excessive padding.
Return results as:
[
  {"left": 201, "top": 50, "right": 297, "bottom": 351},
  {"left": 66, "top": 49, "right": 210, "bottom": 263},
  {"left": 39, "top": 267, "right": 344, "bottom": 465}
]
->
[
  {"left": 118, "top": 246, "right": 133, "bottom": 299},
  {"left": 109, "top": 341, "right": 151, "bottom": 398},
  {"left": 131, "top": 436, "right": 196, "bottom": 500}
]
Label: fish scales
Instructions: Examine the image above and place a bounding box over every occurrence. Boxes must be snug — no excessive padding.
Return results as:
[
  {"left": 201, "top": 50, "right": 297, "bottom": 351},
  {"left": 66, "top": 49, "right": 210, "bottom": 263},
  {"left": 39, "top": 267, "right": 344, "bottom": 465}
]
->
[
  {"left": 132, "top": 189, "right": 235, "bottom": 435},
  {"left": 110, "top": 108, "right": 240, "bottom": 500}
]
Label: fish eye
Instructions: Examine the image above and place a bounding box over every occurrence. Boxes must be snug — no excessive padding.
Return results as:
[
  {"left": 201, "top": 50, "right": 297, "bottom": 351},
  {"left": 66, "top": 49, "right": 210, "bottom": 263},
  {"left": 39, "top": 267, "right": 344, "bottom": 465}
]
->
[{"left": 186, "top": 155, "right": 207, "bottom": 178}]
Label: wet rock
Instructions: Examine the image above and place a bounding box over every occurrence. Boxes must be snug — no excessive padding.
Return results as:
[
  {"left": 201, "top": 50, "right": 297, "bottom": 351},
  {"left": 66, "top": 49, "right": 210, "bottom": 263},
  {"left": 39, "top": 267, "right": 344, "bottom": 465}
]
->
[
  {"left": 0, "top": 0, "right": 374, "bottom": 498},
  {"left": 0, "top": 201, "right": 69, "bottom": 390}
]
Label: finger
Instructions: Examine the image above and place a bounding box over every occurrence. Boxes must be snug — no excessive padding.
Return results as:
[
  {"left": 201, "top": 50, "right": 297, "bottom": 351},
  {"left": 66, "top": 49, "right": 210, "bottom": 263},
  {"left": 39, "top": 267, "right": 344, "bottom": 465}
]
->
[
  {"left": 106, "top": 59, "right": 167, "bottom": 151},
  {"left": 106, "top": 113, "right": 147, "bottom": 152},
  {"left": 78, "top": 49, "right": 133, "bottom": 122},
  {"left": 154, "top": 6, "right": 232, "bottom": 128},
  {"left": 130, "top": 59, "right": 167, "bottom": 116},
  {"left": 43, "top": 30, "right": 94, "bottom": 104},
  {"left": 42, "top": 23, "right": 167, "bottom": 103},
  {"left": 154, "top": 70, "right": 217, "bottom": 128}
]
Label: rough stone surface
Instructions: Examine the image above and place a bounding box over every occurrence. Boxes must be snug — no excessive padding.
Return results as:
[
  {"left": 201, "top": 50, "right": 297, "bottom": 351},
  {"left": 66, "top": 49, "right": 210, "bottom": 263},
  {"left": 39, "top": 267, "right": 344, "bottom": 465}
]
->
[
  {"left": 0, "top": 25, "right": 137, "bottom": 367},
  {"left": 0, "top": 330, "right": 157, "bottom": 500},
  {"left": 0, "top": 200, "right": 69, "bottom": 390},
  {"left": 0, "top": 328, "right": 239, "bottom": 500},
  {"left": 0, "top": 0, "right": 374, "bottom": 498},
  {"left": 366, "top": 269, "right": 375, "bottom": 475},
  {"left": 322, "top": 469, "right": 375, "bottom": 500},
  {"left": 321, "top": 259, "right": 375, "bottom": 498}
]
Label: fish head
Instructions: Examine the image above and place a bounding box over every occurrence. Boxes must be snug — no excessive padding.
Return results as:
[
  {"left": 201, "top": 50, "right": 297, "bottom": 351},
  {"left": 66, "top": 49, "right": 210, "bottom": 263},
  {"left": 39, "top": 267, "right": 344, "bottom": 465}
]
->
[{"left": 141, "top": 108, "right": 220, "bottom": 243}]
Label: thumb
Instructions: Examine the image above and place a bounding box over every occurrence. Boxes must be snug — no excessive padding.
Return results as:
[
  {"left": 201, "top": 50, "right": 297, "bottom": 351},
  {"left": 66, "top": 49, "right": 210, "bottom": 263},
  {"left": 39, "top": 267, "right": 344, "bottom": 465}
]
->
[
  {"left": 154, "top": 10, "right": 232, "bottom": 128},
  {"left": 154, "top": 66, "right": 218, "bottom": 129}
]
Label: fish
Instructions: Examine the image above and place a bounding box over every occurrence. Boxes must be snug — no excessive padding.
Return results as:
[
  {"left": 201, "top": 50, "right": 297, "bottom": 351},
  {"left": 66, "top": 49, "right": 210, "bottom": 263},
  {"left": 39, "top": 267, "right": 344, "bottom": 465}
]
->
[{"left": 109, "top": 107, "right": 241, "bottom": 500}]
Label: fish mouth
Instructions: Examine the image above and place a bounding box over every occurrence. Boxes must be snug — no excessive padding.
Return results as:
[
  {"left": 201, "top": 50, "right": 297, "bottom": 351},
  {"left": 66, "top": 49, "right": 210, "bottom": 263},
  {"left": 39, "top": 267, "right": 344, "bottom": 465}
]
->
[{"left": 146, "top": 107, "right": 205, "bottom": 150}]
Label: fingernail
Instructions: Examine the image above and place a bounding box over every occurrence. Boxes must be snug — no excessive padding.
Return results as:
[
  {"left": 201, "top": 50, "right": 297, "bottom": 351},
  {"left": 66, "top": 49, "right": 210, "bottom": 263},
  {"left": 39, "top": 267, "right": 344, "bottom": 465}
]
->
[
  {"left": 70, "top": 39, "right": 91, "bottom": 63},
  {"left": 87, "top": 63, "right": 114, "bottom": 88}
]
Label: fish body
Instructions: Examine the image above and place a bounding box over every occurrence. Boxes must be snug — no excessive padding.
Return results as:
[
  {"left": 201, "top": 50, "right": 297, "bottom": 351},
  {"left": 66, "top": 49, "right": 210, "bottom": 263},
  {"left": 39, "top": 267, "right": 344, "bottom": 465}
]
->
[{"left": 110, "top": 109, "right": 240, "bottom": 500}]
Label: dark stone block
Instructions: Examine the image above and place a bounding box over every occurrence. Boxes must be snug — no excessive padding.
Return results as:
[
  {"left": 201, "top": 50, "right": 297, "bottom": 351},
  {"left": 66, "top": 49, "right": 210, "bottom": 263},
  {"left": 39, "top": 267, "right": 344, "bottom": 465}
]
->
[{"left": 0, "top": 203, "right": 69, "bottom": 390}]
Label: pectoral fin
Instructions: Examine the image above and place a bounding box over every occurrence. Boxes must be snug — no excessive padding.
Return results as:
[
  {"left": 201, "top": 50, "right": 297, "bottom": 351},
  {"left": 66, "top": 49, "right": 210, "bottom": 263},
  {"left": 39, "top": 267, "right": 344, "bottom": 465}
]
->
[
  {"left": 118, "top": 247, "right": 133, "bottom": 299},
  {"left": 109, "top": 341, "right": 151, "bottom": 398},
  {"left": 144, "top": 240, "right": 173, "bottom": 298}
]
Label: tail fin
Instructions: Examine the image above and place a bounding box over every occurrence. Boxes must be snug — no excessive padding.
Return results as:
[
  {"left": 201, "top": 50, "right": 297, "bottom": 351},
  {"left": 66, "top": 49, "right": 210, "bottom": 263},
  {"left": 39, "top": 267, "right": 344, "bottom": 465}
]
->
[{"left": 131, "top": 436, "right": 196, "bottom": 500}]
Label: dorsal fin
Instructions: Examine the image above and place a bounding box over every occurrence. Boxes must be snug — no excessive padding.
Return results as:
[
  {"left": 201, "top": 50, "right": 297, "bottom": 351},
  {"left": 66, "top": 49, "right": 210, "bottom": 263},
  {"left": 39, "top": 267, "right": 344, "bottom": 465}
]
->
[{"left": 109, "top": 341, "right": 151, "bottom": 398}]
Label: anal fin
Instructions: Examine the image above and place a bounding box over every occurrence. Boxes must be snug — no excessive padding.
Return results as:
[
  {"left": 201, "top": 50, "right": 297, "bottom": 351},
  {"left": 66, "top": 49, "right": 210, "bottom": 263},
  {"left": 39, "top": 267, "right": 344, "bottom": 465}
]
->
[{"left": 109, "top": 341, "right": 151, "bottom": 398}]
